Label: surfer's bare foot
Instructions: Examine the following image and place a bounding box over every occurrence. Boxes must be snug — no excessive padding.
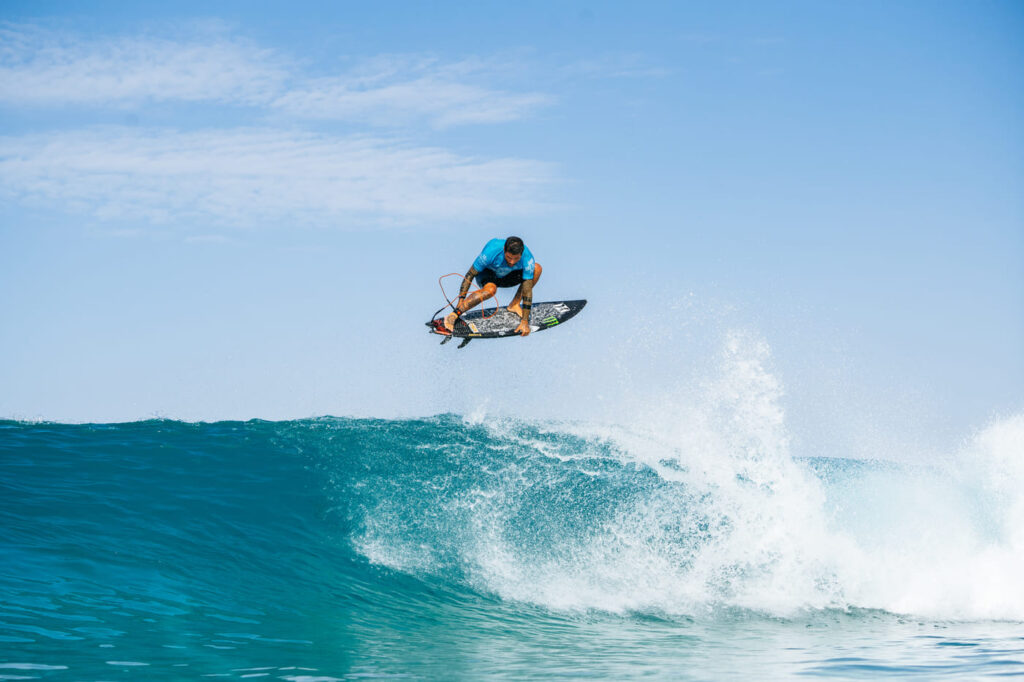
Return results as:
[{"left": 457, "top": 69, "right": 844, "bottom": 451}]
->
[
  {"left": 507, "top": 301, "right": 523, "bottom": 318},
  {"left": 443, "top": 311, "right": 458, "bottom": 332}
]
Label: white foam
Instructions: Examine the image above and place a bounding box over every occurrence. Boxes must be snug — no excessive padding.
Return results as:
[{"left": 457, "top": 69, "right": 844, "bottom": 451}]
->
[
  {"left": 352, "top": 324, "right": 1024, "bottom": 621},
  {"left": 457, "top": 332, "right": 1024, "bottom": 621},
  {"left": 460, "top": 331, "right": 851, "bottom": 615},
  {"left": 832, "top": 413, "right": 1024, "bottom": 620}
]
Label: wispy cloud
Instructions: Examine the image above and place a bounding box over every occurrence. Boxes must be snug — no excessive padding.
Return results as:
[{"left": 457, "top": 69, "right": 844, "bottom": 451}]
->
[
  {"left": 0, "top": 127, "right": 556, "bottom": 226},
  {"left": 561, "top": 53, "right": 670, "bottom": 79},
  {"left": 271, "top": 52, "right": 554, "bottom": 127},
  {"left": 0, "top": 24, "right": 571, "bottom": 229},
  {"left": 184, "top": 234, "right": 232, "bottom": 244},
  {"left": 0, "top": 24, "right": 552, "bottom": 128},
  {"left": 0, "top": 24, "right": 289, "bottom": 106},
  {"left": 678, "top": 32, "right": 721, "bottom": 46},
  {"left": 273, "top": 74, "right": 551, "bottom": 128}
]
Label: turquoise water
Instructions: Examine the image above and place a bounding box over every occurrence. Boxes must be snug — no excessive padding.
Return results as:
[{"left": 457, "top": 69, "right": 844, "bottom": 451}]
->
[{"left": 2, "top": 416, "right": 1024, "bottom": 680}]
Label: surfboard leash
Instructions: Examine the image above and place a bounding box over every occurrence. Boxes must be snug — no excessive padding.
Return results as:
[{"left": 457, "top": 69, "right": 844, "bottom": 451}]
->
[{"left": 435, "top": 272, "right": 500, "bottom": 323}]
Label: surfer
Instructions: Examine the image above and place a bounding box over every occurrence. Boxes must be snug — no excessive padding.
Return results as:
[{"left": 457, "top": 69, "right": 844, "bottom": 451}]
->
[{"left": 444, "top": 236, "right": 542, "bottom": 337}]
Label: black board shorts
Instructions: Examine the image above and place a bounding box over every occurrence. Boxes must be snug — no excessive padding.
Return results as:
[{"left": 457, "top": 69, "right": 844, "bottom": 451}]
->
[{"left": 475, "top": 268, "right": 526, "bottom": 289}]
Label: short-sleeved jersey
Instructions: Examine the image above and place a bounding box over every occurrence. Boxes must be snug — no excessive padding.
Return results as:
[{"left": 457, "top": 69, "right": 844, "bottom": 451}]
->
[{"left": 472, "top": 238, "right": 535, "bottom": 280}]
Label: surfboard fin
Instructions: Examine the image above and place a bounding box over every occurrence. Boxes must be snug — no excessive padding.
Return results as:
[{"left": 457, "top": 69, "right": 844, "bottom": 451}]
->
[
  {"left": 457, "top": 337, "right": 472, "bottom": 349},
  {"left": 439, "top": 335, "right": 452, "bottom": 345}
]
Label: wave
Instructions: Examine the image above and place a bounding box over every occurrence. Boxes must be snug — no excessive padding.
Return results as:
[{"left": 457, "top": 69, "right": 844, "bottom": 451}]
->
[
  {"left": 334, "top": 333, "right": 1024, "bottom": 621},
  {"left": 2, "top": 337, "right": 1022, "bottom": 627}
]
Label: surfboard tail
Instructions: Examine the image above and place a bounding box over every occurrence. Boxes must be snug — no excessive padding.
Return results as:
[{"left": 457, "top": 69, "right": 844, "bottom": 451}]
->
[{"left": 427, "top": 319, "right": 451, "bottom": 336}]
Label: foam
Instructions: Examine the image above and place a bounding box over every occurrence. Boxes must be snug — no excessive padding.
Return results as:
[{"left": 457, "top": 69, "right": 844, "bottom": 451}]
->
[
  {"left": 354, "top": 328, "right": 1024, "bottom": 620},
  {"left": 455, "top": 331, "right": 845, "bottom": 614},
  {"left": 458, "top": 334, "right": 1024, "bottom": 620}
]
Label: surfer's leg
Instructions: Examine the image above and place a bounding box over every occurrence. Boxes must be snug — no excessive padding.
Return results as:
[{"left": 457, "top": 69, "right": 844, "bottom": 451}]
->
[
  {"left": 444, "top": 283, "right": 497, "bottom": 331},
  {"left": 508, "top": 264, "right": 541, "bottom": 317}
]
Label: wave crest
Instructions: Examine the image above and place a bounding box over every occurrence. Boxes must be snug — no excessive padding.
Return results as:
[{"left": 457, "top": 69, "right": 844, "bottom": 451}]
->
[{"left": 345, "top": 335, "right": 1024, "bottom": 621}]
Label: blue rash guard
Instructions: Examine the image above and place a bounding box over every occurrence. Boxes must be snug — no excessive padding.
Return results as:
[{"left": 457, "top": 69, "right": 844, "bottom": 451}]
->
[{"left": 472, "top": 238, "right": 535, "bottom": 283}]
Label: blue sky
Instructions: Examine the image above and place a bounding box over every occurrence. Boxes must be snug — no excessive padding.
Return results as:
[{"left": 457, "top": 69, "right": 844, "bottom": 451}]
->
[{"left": 1, "top": 1, "right": 1021, "bottom": 458}]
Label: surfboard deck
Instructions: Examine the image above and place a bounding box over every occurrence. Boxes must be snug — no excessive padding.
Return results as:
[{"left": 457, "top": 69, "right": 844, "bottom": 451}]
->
[{"left": 427, "top": 299, "right": 586, "bottom": 347}]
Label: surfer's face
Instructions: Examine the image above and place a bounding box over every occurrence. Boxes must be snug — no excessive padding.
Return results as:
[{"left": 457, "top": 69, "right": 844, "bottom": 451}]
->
[{"left": 504, "top": 251, "right": 522, "bottom": 267}]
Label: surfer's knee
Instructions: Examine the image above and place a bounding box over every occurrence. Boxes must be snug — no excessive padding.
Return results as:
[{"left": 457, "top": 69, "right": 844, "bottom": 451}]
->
[
  {"left": 482, "top": 283, "right": 497, "bottom": 297},
  {"left": 533, "top": 263, "right": 542, "bottom": 282}
]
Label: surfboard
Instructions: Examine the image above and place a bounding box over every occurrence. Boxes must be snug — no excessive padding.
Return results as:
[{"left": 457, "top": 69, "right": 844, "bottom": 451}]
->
[{"left": 426, "top": 300, "right": 587, "bottom": 348}]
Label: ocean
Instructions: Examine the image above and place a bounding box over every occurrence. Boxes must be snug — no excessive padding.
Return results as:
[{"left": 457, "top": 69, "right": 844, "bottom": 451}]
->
[{"left": 2, "top": 412, "right": 1023, "bottom": 680}]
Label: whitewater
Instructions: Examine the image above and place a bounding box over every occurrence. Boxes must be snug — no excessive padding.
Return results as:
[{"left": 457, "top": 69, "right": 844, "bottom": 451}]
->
[{"left": 2, "top": 333, "right": 1024, "bottom": 679}]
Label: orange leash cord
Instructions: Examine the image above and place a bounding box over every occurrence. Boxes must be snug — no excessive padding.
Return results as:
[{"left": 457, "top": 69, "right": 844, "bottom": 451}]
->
[{"left": 437, "top": 272, "right": 499, "bottom": 321}]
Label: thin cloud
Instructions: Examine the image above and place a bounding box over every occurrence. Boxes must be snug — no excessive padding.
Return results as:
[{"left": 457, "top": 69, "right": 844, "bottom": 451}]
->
[
  {"left": 0, "top": 24, "right": 552, "bottom": 127},
  {"left": 678, "top": 32, "right": 721, "bottom": 46},
  {"left": 274, "top": 76, "right": 552, "bottom": 128},
  {"left": 753, "top": 37, "right": 787, "bottom": 47},
  {"left": 0, "top": 25, "right": 562, "bottom": 228},
  {"left": 0, "top": 24, "right": 289, "bottom": 106},
  {"left": 184, "top": 234, "right": 233, "bottom": 244},
  {"left": 561, "top": 53, "right": 670, "bottom": 79},
  {"left": 0, "top": 127, "right": 556, "bottom": 227}
]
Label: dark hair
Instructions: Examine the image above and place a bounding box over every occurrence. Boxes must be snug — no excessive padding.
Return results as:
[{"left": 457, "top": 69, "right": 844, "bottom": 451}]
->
[{"left": 504, "top": 236, "right": 524, "bottom": 256}]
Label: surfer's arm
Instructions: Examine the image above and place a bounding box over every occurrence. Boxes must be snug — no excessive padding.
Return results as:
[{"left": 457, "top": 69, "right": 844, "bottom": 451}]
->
[{"left": 456, "top": 267, "right": 478, "bottom": 311}]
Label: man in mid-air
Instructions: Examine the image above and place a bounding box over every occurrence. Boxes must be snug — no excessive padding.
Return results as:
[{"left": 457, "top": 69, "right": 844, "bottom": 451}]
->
[{"left": 444, "top": 236, "right": 542, "bottom": 337}]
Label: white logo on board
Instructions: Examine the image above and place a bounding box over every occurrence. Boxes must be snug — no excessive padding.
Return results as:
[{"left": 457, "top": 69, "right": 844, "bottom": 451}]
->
[{"left": 552, "top": 303, "right": 570, "bottom": 315}]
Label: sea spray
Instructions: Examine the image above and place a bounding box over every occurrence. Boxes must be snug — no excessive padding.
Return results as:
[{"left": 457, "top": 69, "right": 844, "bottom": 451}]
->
[
  {"left": 346, "top": 333, "right": 1024, "bottom": 621},
  {"left": 826, "top": 413, "right": 1024, "bottom": 620},
  {"left": 446, "top": 330, "right": 855, "bottom": 615}
]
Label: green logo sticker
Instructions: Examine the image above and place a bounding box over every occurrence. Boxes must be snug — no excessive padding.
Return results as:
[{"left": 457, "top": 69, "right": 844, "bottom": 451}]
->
[{"left": 543, "top": 316, "right": 559, "bottom": 326}]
